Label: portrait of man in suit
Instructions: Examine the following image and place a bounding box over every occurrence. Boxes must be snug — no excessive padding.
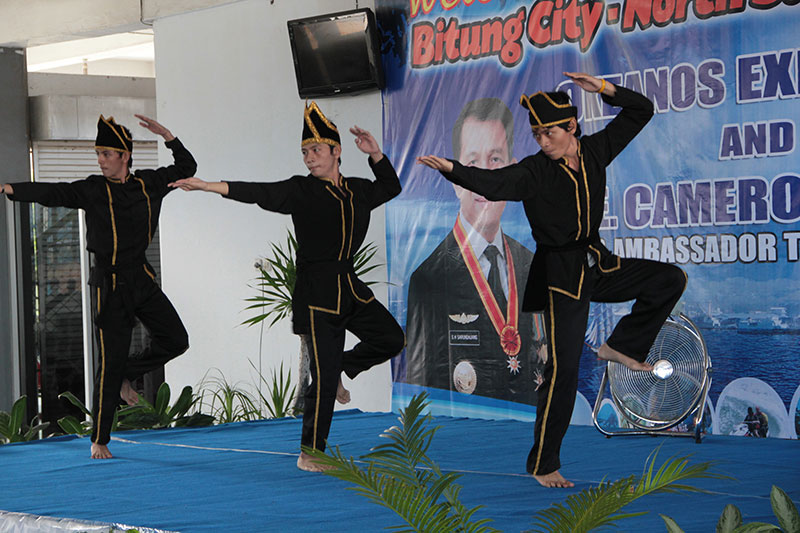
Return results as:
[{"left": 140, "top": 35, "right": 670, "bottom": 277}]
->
[{"left": 405, "top": 98, "right": 547, "bottom": 404}]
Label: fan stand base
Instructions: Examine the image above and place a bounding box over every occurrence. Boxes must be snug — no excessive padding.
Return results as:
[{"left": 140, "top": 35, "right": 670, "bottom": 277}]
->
[{"left": 592, "top": 365, "right": 709, "bottom": 444}]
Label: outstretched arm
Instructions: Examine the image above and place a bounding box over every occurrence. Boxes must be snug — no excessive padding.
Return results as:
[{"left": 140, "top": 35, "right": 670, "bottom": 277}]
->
[
  {"left": 169, "top": 177, "right": 228, "bottom": 196},
  {"left": 416, "top": 155, "right": 453, "bottom": 173},
  {"left": 172, "top": 176, "right": 298, "bottom": 214},
  {"left": 2, "top": 180, "right": 88, "bottom": 209},
  {"left": 417, "top": 154, "right": 533, "bottom": 202}
]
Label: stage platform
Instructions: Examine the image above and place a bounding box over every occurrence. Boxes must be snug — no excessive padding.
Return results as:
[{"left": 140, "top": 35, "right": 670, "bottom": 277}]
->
[{"left": 1, "top": 410, "right": 798, "bottom": 532}]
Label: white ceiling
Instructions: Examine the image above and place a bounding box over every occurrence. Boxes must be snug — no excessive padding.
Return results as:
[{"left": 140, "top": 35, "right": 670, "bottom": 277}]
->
[{"left": 26, "top": 30, "right": 155, "bottom": 77}]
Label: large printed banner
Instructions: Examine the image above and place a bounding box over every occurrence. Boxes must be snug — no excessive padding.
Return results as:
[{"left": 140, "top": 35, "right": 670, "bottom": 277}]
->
[{"left": 375, "top": 0, "right": 800, "bottom": 438}]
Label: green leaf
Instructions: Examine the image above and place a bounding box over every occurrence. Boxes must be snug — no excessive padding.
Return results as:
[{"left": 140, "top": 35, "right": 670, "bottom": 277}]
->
[
  {"left": 23, "top": 421, "right": 49, "bottom": 442},
  {"left": 731, "top": 524, "right": 781, "bottom": 532},
  {"left": 9, "top": 395, "right": 26, "bottom": 435},
  {"left": 58, "top": 391, "right": 92, "bottom": 417},
  {"left": 718, "top": 504, "right": 743, "bottom": 532},
  {"left": 0, "top": 412, "right": 11, "bottom": 441},
  {"left": 117, "top": 409, "right": 162, "bottom": 430},
  {"left": 58, "top": 416, "right": 89, "bottom": 435},
  {"left": 167, "top": 386, "right": 194, "bottom": 419},
  {"left": 154, "top": 382, "right": 171, "bottom": 416},
  {"left": 174, "top": 412, "right": 215, "bottom": 427},
  {"left": 770, "top": 485, "right": 800, "bottom": 533}
]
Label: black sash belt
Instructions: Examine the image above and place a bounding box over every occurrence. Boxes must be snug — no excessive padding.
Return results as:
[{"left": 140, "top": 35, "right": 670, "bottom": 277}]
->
[
  {"left": 296, "top": 259, "right": 355, "bottom": 275},
  {"left": 523, "top": 235, "right": 599, "bottom": 312}
]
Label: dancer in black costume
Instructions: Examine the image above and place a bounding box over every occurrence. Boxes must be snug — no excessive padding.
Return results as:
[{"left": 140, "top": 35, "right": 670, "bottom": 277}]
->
[
  {"left": 2, "top": 114, "right": 197, "bottom": 459},
  {"left": 418, "top": 72, "right": 686, "bottom": 487},
  {"left": 170, "top": 102, "right": 405, "bottom": 472}
]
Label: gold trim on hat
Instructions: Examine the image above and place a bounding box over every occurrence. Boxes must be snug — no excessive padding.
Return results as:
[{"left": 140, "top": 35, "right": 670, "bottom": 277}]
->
[
  {"left": 301, "top": 137, "right": 340, "bottom": 148},
  {"left": 303, "top": 101, "right": 340, "bottom": 147},
  {"left": 94, "top": 145, "right": 129, "bottom": 154},
  {"left": 537, "top": 91, "right": 572, "bottom": 109},
  {"left": 528, "top": 117, "right": 574, "bottom": 130},
  {"left": 307, "top": 101, "right": 338, "bottom": 133},
  {"left": 98, "top": 115, "right": 132, "bottom": 152},
  {"left": 520, "top": 92, "right": 575, "bottom": 128}
]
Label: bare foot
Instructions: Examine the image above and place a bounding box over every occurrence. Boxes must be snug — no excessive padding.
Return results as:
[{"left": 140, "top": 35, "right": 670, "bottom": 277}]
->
[
  {"left": 534, "top": 470, "right": 575, "bottom": 488},
  {"left": 296, "top": 451, "right": 334, "bottom": 472},
  {"left": 597, "top": 343, "right": 653, "bottom": 371},
  {"left": 336, "top": 376, "right": 351, "bottom": 404},
  {"left": 91, "top": 443, "right": 113, "bottom": 459},
  {"left": 120, "top": 378, "right": 140, "bottom": 406}
]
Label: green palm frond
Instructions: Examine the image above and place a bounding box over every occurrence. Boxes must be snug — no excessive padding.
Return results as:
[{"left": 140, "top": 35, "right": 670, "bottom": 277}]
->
[
  {"left": 249, "top": 360, "right": 296, "bottom": 418},
  {"left": 306, "top": 393, "right": 499, "bottom": 533},
  {"left": 662, "top": 484, "right": 798, "bottom": 532},
  {"left": 527, "top": 447, "right": 731, "bottom": 533},
  {"left": 352, "top": 241, "right": 385, "bottom": 286},
  {"left": 243, "top": 229, "right": 385, "bottom": 327},
  {"left": 195, "top": 369, "right": 261, "bottom": 423}
]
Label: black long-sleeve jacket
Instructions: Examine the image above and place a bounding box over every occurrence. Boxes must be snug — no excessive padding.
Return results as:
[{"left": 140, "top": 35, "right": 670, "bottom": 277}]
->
[
  {"left": 224, "top": 155, "right": 401, "bottom": 333},
  {"left": 9, "top": 138, "right": 197, "bottom": 271},
  {"left": 440, "top": 86, "right": 654, "bottom": 311}
]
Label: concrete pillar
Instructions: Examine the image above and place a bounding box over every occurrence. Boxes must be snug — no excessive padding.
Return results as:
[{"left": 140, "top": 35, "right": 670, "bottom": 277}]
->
[{"left": 0, "top": 47, "right": 31, "bottom": 412}]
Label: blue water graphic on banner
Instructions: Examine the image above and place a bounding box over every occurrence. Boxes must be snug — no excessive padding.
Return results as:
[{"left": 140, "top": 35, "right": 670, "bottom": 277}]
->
[{"left": 375, "top": 0, "right": 800, "bottom": 438}]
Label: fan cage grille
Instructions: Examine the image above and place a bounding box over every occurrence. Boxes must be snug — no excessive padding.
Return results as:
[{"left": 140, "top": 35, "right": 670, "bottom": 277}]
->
[{"left": 608, "top": 320, "right": 709, "bottom": 431}]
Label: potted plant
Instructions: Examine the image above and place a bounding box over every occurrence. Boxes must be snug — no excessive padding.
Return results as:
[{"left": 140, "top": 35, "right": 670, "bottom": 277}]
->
[{"left": 243, "top": 229, "right": 384, "bottom": 412}]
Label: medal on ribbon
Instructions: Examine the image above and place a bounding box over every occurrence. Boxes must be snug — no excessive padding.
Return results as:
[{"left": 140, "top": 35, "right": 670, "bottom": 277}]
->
[{"left": 453, "top": 217, "right": 521, "bottom": 373}]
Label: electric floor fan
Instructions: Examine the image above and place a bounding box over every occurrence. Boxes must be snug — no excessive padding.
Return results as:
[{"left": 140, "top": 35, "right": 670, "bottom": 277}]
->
[{"left": 592, "top": 314, "right": 712, "bottom": 442}]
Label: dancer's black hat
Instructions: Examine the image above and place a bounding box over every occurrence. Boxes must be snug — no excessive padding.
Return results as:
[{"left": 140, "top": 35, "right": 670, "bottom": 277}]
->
[
  {"left": 95, "top": 115, "right": 133, "bottom": 153},
  {"left": 519, "top": 92, "right": 577, "bottom": 128},
  {"left": 302, "top": 101, "right": 340, "bottom": 148}
]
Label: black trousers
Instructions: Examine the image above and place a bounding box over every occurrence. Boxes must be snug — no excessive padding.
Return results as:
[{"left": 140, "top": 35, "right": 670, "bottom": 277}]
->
[
  {"left": 526, "top": 257, "right": 686, "bottom": 476},
  {"left": 301, "top": 296, "right": 405, "bottom": 452},
  {"left": 90, "top": 267, "right": 189, "bottom": 445}
]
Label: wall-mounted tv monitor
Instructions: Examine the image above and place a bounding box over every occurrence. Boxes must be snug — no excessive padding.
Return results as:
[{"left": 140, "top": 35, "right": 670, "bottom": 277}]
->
[{"left": 287, "top": 8, "right": 385, "bottom": 98}]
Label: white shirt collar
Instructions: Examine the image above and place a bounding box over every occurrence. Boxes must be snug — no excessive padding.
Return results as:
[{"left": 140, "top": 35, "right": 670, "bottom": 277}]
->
[{"left": 460, "top": 215, "right": 505, "bottom": 260}]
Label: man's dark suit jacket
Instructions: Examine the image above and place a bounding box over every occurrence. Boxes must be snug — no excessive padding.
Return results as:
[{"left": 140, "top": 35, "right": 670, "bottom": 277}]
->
[{"left": 405, "top": 230, "right": 546, "bottom": 404}]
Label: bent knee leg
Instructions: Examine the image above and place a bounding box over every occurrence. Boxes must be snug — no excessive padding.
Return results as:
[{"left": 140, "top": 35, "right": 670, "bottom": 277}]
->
[
  {"left": 665, "top": 264, "right": 687, "bottom": 296},
  {"left": 163, "top": 327, "right": 189, "bottom": 357},
  {"left": 386, "top": 324, "right": 406, "bottom": 356},
  {"left": 652, "top": 263, "right": 687, "bottom": 296}
]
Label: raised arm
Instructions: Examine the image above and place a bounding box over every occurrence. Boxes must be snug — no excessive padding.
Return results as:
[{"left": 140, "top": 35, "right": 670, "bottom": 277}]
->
[
  {"left": 136, "top": 115, "right": 198, "bottom": 185},
  {"left": 574, "top": 74, "right": 654, "bottom": 164},
  {"left": 565, "top": 71, "right": 618, "bottom": 98},
  {"left": 137, "top": 114, "right": 175, "bottom": 143},
  {"left": 351, "top": 126, "right": 383, "bottom": 164},
  {"left": 350, "top": 126, "right": 401, "bottom": 207},
  {"left": 0, "top": 184, "right": 13, "bottom": 196}
]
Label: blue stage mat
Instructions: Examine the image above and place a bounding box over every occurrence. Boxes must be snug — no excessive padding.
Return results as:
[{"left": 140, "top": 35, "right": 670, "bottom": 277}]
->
[{"left": 1, "top": 411, "right": 798, "bottom": 532}]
